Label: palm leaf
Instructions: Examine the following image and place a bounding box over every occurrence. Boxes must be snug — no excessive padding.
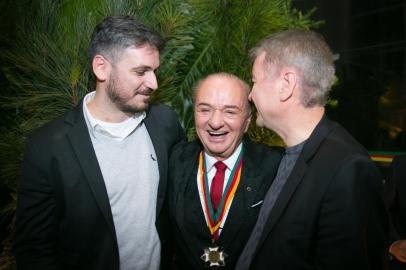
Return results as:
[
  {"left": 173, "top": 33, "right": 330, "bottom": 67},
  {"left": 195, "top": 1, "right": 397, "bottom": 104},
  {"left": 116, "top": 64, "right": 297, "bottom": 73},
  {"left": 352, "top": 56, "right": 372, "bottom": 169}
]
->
[{"left": 0, "top": 1, "right": 320, "bottom": 266}]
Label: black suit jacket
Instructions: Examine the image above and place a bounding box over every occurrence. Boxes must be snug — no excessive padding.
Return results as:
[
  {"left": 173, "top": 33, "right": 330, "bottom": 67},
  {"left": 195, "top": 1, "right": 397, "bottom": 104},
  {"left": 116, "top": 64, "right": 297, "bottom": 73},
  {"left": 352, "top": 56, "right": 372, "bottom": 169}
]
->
[
  {"left": 14, "top": 101, "right": 185, "bottom": 270},
  {"left": 248, "top": 116, "right": 389, "bottom": 270},
  {"left": 386, "top": 155, "right": 406, "bottom": 241},
  {"left": 168, "top": 138, "right": 282, "bottom": 270},
  {"left": 385, "top": 155, "right": 406, "bottom": 270}
]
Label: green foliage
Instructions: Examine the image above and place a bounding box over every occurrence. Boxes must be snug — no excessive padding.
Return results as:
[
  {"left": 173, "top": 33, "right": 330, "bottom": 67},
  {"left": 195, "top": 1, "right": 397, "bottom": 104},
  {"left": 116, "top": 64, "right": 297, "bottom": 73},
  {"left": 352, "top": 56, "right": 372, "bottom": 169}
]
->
[
  {"left": 0, "top": 0, "right": 318, "bottom": 265},
  {"left": 0, "top": 0, "right": 320, "bottom": 193}
]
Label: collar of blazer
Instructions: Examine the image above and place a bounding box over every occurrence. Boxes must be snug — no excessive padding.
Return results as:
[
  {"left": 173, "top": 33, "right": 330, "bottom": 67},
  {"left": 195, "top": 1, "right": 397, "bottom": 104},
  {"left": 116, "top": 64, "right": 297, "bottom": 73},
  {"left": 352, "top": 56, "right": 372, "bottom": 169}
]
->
[
  {"left": 253, "top": 114, "right": 336, "bottom": 256},
  {"left": 63, "top": 99, "right": 168, "bottom": 241},
  {"left": 174, "top": 137, "right": 281, "bottom": 248},
  {"left": 64, "top": 99, "right": 118, "bottom": 244}
]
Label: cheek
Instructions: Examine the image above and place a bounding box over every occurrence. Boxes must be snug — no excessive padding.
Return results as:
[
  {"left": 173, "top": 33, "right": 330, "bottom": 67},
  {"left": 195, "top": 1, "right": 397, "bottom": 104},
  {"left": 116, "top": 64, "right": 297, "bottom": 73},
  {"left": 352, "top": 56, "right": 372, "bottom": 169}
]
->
[
  {"left": 250, "top": 85, "right": 261, "bottom": 105},
  {"left": 251, "top": 84, "right": 262, "bottom": 100},
  {"left": 230, "top": 119, "right": 249, "bottom": 135},
  {"left": 121, "top": 74, "right": 141, "bottom": 88},
  {"left": 194, "top": 115, "right": 207, "bottom": 129}
]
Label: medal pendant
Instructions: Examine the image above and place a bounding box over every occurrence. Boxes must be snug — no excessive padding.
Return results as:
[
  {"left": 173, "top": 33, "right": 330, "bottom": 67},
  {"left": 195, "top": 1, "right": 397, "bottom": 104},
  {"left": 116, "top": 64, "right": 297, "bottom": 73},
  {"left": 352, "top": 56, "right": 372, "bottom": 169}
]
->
[{"left": 201, "top": 246, "right": 227, "bottom": 268}]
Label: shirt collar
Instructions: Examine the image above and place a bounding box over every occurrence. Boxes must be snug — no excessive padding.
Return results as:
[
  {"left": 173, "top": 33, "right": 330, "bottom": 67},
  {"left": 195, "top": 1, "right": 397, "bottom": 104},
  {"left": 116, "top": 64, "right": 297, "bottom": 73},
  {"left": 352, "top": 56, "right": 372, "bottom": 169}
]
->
[
  {"left": 204, "top": 143, "right": 243, "bottom": 172},
  {"left": 83, "top": 91, "right": 146, "bottom": 141}
]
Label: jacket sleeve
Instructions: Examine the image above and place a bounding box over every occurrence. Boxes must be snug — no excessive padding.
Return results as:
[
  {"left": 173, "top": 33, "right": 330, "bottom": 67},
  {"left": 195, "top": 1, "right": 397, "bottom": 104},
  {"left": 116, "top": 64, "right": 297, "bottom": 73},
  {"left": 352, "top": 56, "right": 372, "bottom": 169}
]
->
[
  {"left": 315, "top": 155, "right": 389, "bottom": 270},
  {"left": 14, "top": 136, "right": 59, "bottom": 270}
]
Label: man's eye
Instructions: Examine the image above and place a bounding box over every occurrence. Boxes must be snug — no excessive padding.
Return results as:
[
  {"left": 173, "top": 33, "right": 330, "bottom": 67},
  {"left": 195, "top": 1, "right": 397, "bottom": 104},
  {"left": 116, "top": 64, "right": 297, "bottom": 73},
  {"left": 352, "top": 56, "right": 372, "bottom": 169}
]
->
[
  {"left": 225, "top": 110, "right": 238, "bottom": 116},
  {"left": 135, "top": 71, "right": 145, "bottom": 76}
]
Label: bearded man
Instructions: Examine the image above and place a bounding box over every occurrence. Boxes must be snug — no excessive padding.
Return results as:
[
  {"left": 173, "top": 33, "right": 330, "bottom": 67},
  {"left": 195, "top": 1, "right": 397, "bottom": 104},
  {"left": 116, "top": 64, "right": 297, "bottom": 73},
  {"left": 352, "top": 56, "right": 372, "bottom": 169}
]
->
[{"left": 14, "top": 16, "right": 185, "bottom": 270}]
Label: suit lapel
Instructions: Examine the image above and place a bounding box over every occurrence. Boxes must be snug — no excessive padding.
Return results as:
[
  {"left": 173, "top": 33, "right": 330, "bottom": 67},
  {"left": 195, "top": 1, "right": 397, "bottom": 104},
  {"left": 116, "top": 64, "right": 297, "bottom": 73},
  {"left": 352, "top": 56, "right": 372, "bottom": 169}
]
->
[
  {"left": 219, "top": 140, "right": 266, "bottom": 246},
  {"left": 144, "top": 109, "right": 168, "bottom": 216},
  {"left": 254, "top": 158, "right": 308, "bottom": 252},
  {"left": 176, "top": 142, "right": 212, "bottom": 241},
  {"left": 254, "top": 115, "right": 334, "bottom": 254},
  {"left": 65, "top": 103, "right": 117, "bottom": 243}
]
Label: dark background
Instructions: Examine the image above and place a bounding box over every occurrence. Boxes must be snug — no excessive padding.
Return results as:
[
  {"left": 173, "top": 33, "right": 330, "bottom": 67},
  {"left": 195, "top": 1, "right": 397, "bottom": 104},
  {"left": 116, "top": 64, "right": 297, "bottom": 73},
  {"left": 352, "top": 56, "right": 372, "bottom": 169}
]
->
[{"left": 293, "top": 0, "right": 406, "bottom": 152}]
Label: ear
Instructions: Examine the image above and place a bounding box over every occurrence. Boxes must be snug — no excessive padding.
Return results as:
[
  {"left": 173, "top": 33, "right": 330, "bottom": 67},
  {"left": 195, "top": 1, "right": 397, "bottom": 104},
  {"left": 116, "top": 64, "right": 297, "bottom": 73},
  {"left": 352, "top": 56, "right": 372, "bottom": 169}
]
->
[
  {"left": 92, "top": 55, "right": 111, "bottom": 81},
  {"left": 243, "top": 114, "right": 252, "bottom": 133},
  {"left": 279, "top": 68, "right": 297, "bottom": 102}
]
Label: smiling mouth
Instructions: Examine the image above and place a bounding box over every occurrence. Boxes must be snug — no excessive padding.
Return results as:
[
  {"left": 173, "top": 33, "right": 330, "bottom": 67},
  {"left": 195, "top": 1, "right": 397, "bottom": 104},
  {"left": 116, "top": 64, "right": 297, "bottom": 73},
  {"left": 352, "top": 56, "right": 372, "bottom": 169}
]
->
[
  {"left": 208, "top": 131, "right": 228, "bottom": 137},
  {"left": 136, "top": 88, "right": 153, "bottom": 96}
]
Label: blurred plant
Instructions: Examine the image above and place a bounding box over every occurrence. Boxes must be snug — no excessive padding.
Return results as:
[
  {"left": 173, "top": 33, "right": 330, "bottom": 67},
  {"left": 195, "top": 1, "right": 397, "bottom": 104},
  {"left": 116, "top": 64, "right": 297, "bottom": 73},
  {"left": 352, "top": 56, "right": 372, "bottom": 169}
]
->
[{"left": 0, "top": 0, "right": 318, "bottom": 267}]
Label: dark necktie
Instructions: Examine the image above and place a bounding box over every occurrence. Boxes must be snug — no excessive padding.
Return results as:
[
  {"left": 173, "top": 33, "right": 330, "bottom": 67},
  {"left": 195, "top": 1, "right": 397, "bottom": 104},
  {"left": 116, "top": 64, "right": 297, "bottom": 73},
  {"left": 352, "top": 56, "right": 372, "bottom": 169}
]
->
[{"left": 210, "top": 161, "right": 227, "bottom": 213}]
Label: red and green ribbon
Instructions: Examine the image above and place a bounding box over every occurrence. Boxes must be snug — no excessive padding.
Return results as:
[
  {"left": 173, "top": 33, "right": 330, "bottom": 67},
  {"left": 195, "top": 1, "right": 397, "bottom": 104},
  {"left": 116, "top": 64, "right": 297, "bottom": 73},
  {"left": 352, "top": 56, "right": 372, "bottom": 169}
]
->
[{"left": 198, "top": 149, "right": 243, "bottom": 236}]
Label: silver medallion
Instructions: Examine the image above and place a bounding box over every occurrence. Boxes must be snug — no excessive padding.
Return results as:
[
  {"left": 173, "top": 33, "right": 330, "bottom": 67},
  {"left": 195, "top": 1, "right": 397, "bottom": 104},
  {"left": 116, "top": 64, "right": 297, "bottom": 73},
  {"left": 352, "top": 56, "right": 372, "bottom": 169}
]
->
[{"left": 201, "top": 246, "right": 227, "bottom": 267}]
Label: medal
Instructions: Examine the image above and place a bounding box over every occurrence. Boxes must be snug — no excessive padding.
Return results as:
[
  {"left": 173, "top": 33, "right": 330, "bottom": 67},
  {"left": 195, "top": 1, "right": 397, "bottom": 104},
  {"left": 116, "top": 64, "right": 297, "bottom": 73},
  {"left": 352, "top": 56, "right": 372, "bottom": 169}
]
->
[
  {"left": 197, "top": 149, "right": 243, "bottom": 268},
  {"left": 201, "top": 246, "right": 228, "bottom": 267},
  {"left": 198, "top": 150, "right": 243, "bottom": 237}
]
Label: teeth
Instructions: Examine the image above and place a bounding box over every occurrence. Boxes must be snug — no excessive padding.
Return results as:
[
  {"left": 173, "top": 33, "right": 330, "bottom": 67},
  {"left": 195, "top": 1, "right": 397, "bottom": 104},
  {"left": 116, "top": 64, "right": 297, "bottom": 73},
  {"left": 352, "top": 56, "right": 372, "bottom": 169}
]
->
[{"left": 208, "top": 131, "right": 227, "bottom": 136}]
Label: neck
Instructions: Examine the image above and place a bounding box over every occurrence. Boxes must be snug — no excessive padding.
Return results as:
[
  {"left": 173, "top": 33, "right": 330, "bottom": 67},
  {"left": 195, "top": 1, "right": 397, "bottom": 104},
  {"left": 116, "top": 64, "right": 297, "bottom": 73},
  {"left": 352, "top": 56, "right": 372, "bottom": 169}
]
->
[
  {"left": 87, "top": 88, "right": 132, "bottom": 123},
  {"left": 280, "top": 106, "right": 324, "bottom": 147}
]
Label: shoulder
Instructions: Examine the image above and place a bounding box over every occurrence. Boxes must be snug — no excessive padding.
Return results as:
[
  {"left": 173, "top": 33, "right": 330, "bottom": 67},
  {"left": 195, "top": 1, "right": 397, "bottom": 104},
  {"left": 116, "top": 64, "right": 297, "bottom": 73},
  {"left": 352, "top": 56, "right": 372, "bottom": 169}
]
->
[
  {"left": 393, "top": 154, "right": 406, "bottom": 166},
  {"left": 304, "top": 120, "right": 381, "bottom": 182},
  {"left": 170, "top": 140, "right": 201, "bottom": 162},
  {"left": 146, "top": 103, "right": 183, "bottom": 131},
  {"left": 242, "top": 138, "right": 283, "bottom": 177},
  {"left": 243, "top": 138, "right": 283, "bottom": 162},
  {"left": 391, "top": 155, "right": 406, "bottom": 181},
  {"left": 27, "top": 109, "right": 76, "bottom": 145},
  {"left": 22, "top": 108, "right": 80, "bottom": 168},
  {"left": 147, "top": 103, "right": 178, "bottom": 120},
  {"left": 311, "top": 121, "right": 371, "bottom": 164}
]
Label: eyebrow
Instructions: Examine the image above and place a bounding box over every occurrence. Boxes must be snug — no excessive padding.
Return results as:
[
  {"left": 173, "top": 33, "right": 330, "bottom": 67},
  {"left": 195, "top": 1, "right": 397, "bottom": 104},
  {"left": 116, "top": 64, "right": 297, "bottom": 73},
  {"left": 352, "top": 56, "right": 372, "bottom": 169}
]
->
[
  {"left": 131, "top": 65, "right": 157, "bottom": 72},
  {"left": 197, "top": 103, "right": 242, "bottom": 110}
]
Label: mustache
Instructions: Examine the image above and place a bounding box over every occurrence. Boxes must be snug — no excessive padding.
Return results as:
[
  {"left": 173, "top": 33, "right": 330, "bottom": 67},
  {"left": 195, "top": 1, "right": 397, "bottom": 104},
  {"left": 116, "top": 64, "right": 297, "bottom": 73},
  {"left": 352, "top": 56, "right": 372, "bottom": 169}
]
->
[{"left": 137, "top": 89, "right": 153, "bottom": 96}]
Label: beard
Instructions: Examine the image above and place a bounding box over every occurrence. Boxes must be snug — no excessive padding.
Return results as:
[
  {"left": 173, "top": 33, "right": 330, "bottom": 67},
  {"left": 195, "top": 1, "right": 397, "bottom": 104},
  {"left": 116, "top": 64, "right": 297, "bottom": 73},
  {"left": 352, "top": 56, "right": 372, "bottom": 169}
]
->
[{"left": 106, "top": 77, "right": 152, "bottom": 114}]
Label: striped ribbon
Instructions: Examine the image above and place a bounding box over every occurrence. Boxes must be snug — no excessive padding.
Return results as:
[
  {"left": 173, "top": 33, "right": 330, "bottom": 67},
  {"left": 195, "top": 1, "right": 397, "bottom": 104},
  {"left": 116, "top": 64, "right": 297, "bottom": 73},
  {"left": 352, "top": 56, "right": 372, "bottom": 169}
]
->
[{"left": 198, "top": 150, "right": 243, "bottom": 237}]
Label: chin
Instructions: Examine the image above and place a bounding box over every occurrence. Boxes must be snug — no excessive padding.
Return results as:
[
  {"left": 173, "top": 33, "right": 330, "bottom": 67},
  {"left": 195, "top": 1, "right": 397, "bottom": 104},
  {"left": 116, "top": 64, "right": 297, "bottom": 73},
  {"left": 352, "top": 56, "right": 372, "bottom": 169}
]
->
[
  {"left": 204, "top": 147, "right": 226, "bottom": 157},
  {"left": 121, "top": 102, "right": 149, "bottom": 113}
]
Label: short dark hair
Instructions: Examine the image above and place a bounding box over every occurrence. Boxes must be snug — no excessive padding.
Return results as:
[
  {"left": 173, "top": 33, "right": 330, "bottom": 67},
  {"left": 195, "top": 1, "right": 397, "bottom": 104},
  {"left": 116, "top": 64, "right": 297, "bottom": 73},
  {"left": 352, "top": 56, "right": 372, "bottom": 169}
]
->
[{"left": 89, "top": 15, "right": 164, "bottom": 63}]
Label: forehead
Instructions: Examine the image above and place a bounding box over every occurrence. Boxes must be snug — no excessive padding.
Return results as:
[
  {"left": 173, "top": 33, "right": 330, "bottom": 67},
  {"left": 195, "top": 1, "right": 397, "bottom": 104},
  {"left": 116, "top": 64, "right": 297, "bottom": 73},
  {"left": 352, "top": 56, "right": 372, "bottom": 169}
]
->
[
  {"left": 196, "top": 77, "right": 247, "bottom": 105},
  {"left": 116, "top": 45, "right": 160, "bottom": 67},
  {"left": 252, "top": 52, "right": 267, "bottom": 77}
]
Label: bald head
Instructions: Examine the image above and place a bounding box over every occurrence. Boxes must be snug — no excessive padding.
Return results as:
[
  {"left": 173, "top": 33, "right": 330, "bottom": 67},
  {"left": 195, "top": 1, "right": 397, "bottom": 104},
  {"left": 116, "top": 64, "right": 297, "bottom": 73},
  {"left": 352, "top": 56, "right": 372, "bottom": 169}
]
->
[
  {"left": 193, "top": 73, "right": 251, "bottom": 115},
  {"left": 193, "top": 72, "right": 252, "bottom": 159}
]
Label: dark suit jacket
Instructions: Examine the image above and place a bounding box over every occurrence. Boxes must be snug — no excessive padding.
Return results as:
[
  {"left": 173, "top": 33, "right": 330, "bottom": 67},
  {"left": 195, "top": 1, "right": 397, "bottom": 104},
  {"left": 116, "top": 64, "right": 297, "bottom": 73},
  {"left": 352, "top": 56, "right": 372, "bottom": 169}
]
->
[
  {"left": 385, "top": 155, "right": 406, "bottom": 269},
  {"left": 386, "top": 155, "right": 406, "bottom": 241},
  {"left": 248, "top": 116, "right": 389, "bottom": 270},
  {"left": 14, "top": 101, "right": 185, "bottom": 270},
  {"left": 168, "top": 138, "right": 282, "bottom": 270}
]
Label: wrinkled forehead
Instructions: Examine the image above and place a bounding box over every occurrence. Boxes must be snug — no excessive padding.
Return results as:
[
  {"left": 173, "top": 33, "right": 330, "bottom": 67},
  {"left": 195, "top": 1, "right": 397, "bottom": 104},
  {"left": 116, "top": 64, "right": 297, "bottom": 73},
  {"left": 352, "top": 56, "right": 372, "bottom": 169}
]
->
[
  {"left": 108, "top": 44, "right": 159, "bottom": 62},
  {"left": 198, "top": 76, "right": 248, "bottom": 96}
]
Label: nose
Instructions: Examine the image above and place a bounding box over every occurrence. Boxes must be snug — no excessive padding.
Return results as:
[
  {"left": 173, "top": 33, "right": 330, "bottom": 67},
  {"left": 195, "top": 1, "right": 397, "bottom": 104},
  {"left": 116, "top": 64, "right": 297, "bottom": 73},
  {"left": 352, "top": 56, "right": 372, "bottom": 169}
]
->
[
  {"left": 208, "top": 109, "right": 224, "bottom": 129},
  {"left": 248, "top": 91, "right": 253, "bottom": 101},
  {"left": 146, "top": 72, "right": 158, "bottom": 90}
]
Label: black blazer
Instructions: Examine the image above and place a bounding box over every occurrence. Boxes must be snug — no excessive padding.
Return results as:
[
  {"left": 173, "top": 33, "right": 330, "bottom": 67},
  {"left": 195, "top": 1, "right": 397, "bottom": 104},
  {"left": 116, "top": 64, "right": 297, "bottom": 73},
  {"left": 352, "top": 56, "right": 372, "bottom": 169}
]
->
[
  {"left": 385, "top": 155, "right": 406, "bottom": 270},
  {"left": 14, "top": 101, "right": 185, "bottom": 270},
  {"left": 247, "top": 116, "right": 389, "bottom": 270},
  {"left": 386, "top": 154, "right": 406, "bottom": 241},
  {"left": 168, "top": 138, "right": 282, "bottom": 270}
]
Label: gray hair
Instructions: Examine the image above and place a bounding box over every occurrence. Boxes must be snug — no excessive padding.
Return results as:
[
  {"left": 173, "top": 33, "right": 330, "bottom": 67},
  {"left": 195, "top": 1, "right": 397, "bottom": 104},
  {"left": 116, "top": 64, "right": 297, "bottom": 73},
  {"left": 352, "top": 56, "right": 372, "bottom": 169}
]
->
[
  {"left": 250, "top": 29, "right": 335, "bottom": 107},
  {"left": 89, "top": 16, "right": 164, "bottom": 63},
  {"left": 193, "top": 72, "right": 252, "bottom": 115}
]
